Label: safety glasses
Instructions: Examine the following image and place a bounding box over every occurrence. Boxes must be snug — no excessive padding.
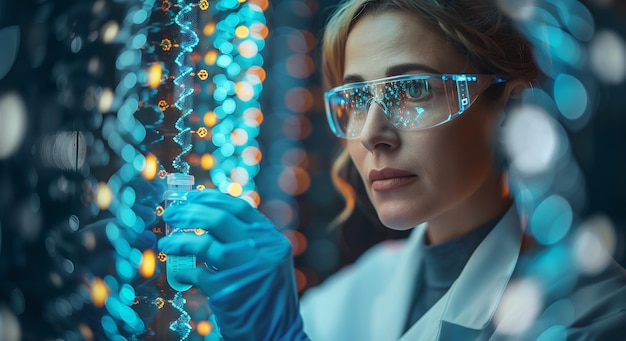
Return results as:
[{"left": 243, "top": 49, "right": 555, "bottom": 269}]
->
[{"left": 324, "top": 74, "right": 506, "bottom": 139}]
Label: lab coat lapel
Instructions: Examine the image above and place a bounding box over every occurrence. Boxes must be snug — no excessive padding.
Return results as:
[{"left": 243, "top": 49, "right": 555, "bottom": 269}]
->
[
  {"left": 370, "top": 224, "right": 428, "bottom": 341},
  {"left": 399, "top": 206, "right": 523, "bottom": 340},
  {"left": 438, "top": 321, "right": 484, "bottom": 341}
]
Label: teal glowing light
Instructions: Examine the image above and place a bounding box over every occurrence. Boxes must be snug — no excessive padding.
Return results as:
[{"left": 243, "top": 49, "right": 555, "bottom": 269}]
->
[
  {"left": 101, "top": 315, "right": 119, "bottom": 336},
  {"left": 116, "top": 258, "right": 135, "bottom": 280},
  {"left": 531, "top": 195, "right": 573, "bottom": 245},
  {"left": 554, "top": 74, "right": 587, "bottom": 120},
  {"left": 537, "top": 325, "right": 568, "bottom": 341},
  {"left": 121, "top": 186, "right": 136, "bottom": 206},
  {"left": 119, "top": 284, "right": 135, "bottom": 306}
]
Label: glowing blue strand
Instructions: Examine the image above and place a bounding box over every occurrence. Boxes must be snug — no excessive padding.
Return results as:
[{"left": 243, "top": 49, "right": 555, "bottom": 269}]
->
[
  {"left": 169, "top": 292, "right": 192, "bottom": 340},
  {"left": 170, "top": 1, "right": 200, "bottom": 175}
]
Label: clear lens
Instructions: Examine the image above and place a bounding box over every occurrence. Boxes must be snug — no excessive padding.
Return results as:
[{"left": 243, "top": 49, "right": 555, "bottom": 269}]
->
[{"left": 325, "top": 74, "right": 501, "bottom": 139}]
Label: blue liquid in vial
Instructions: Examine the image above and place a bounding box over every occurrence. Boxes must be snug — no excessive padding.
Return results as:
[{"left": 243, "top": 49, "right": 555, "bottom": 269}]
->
[{"left": 164, "top": 174, "right": 196, "bottom": 292}]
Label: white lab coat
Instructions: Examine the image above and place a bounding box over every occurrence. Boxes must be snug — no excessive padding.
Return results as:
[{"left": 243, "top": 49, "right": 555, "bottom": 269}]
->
[{"left": 299, "top": 205, "right": 626, "bottom": 340}]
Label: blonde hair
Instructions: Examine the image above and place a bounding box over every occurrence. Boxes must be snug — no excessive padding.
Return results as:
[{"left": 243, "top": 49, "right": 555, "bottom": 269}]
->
[{"left": 323, "top": 0, "right": 539, "bottom": 228}]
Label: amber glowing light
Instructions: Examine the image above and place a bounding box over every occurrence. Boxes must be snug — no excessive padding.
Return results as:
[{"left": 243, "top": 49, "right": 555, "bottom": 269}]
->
[
  {"left": 204, "top": 50, "right": 218, "bottom": 65},
  {"left": 249, "top": 0, "right": 269, "bottom": 11},
  {"left": 201, "top": 153, "right": 215, "bottom": 170},
  {"left": 228, "top": 182, "right": 243, "bottom": 197},
  {"left": 235, "top": 26, "right": 250, "bottom": 39},
  {"left": 203, "top": 22, "right": 216, "bottom": 36},
  {"left": 142, "top": 153, "right": 158, "bottom": 180},
  {"left": 147, "top": 63, "right": 163, "bottom": 89},
  {"left": 96, "top": 182, "right": 113, "bottom": 210},
  {"left": 91, "top": 277, "right": 109, "bottom": 308},
  {"left": 140, "top": 249, "right": 157, "bottom": 278},
  {"left": 204, "top": 111, "right": 218, "bottom": 127},
  {"left": 197, "top": 321, "right": 213, "bottom": 336},
  {"left": 79, "top": 324, "right": 95, "bottom": 341}
]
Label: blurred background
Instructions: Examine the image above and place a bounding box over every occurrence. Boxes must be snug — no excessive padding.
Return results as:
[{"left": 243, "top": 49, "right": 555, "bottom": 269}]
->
[{"left": 0, "top": 0, "right": 625, "bottom": 340}]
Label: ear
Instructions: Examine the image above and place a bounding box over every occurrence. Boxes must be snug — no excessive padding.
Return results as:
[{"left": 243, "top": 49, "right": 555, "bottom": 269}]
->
[{"left": 503, "top": 79, "right": 532, "bottom": 105}]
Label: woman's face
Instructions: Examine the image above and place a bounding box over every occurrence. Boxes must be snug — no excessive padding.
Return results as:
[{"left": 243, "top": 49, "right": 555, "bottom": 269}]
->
[{"left": 344, "top": 10, "right": 505, "bottom": 231}]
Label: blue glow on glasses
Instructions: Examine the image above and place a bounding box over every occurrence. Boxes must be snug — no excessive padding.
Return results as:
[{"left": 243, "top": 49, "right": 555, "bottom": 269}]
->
[{"left": 324, "top": 74, "right": 506, "bottom": 139}]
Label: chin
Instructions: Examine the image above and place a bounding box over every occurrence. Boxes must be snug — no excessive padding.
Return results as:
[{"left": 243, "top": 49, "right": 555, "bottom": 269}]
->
[
  {"left": 372, "top": 200, "right": 429, "bottom": 231},
  {"left": 377, "top": 213, "right": 424, "bottom": 231}
]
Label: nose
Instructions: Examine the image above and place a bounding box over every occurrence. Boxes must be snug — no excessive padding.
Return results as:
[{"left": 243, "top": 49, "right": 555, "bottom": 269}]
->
[{"left": 359, "top": 100, "right": 400, "bottom": 152}]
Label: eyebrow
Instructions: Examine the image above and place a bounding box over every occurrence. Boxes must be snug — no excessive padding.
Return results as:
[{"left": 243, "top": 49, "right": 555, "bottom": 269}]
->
[{"left": 342, "top": 63, "right": 443, "bottom": 84}]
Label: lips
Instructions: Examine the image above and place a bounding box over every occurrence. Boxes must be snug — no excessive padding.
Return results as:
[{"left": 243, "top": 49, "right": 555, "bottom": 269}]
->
[{"left": 368, "top": 168, "right": 417, "bottom": 192}]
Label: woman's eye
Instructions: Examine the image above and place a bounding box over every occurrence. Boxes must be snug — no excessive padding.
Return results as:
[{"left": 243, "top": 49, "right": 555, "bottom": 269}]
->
[{"left": 407, "top": 81, "right": 430, "bottom": 99}]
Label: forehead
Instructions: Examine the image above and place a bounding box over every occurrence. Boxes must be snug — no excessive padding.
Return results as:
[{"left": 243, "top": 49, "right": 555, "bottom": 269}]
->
[{"left": 343, "top": 10, "right": 470, "bottom": 80}]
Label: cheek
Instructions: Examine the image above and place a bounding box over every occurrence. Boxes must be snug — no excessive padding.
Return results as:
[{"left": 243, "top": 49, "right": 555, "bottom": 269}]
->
[
  {"left": 346, "top": 141, "right": 365, "bottom": 172},
  {"left": 423, "top": 113, "right": 496, "bottom": 185}
]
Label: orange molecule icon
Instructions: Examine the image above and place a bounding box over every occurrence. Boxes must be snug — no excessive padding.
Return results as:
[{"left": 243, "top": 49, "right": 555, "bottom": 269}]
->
[
  {"left": 161, "top": 0, "right": 171, "bottom": 11},
  {"left": 197, "top": 69, "right": 209, "bottom": 80},
  {"left": 196, "top": 127, "right": 208, "bottom": 138},
  {"left": 160, "top": 38, "right": 173, "bottom": 51},
  {"left": 158, "top": 100, "right": 169, "bottom": 112},
  {"left": 157, "top": 252, "right": 167, "bottom": 262}
]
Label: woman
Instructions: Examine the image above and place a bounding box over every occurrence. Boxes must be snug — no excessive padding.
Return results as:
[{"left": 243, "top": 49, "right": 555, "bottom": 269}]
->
[{"left": 159, "top": 0, "right": 626, "bottom": 340}]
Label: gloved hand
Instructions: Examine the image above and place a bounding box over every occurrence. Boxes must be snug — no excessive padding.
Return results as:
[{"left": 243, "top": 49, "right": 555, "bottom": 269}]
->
[{"left": 158, "top": 189, "right": 310, "bottom": 341}]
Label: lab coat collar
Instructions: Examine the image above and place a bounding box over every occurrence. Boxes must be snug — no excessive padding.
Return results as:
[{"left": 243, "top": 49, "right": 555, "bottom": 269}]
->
[
  {"left": 370, "top": 205, "right": 523, "bottom": 341},
  {"left": 369, "top": 220, "right": 427, "bottom": 340}
]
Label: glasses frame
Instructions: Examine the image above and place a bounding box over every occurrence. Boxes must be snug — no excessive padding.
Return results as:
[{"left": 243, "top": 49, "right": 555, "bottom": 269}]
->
[{"left": 324, "top": 73, "right": 507, "bottom": 139}]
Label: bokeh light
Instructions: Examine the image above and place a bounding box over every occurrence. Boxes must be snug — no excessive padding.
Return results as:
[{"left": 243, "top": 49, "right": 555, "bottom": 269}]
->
[
  {"left": 101, "top": 21, "right": 119, "bottom": 43},
  {"left": 90, "top": 277, "right": 109, "bottom": 308},
  {"left": 0, "top": 305, "right": 21, "bottom": 341},
  {"left": 497, "top": 0, "right": 536, "bottom": 20},
  {"left": 554, "top": 74, "right": 588, "bottom": 120},
  {"left": 531, "top": 195, "right": 573, "bottom": 245},
  {"left": 493, "top": 278, "right": 543, "bottom": 335},
  {"left": 141, "top": 153, "right": 158, "bottom": 180},
  {"left": 0, "top": 25, "right": 19, "bottom": 80},
  {"left": 95, "top": 182, "right": 113, "bottom": 210},
  {"left": 502, "top": 105, "right": 560, "bottom": 175},
  {"left": 0, "top": 92, "right": 27, "bottom": 159},
  {"left": 574, "top": 215, "right": 617, "bottom": 275},
  {"left": 590, "top": 29, "right": 626, "bottom": 84},
  {"left": 139, "top": 249, "right": 156, "bottom": 278}
]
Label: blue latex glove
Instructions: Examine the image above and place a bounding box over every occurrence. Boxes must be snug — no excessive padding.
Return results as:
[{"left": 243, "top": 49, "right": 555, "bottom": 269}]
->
[{"left": 158, "top": 190, "right": 310, "bottom": 341}]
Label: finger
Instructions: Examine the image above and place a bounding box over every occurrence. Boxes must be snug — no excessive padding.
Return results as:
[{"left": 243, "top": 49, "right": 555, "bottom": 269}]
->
[
  {"left": 185, "top": 190, "right": 270, "bottom": 225},
  {"left": 162, "top": 203, "right": 248, "bottom": 243},
  {"left": 158, "top": 232, "right": 256, "bottom": 269},
  {"left": 173, "top": 266, "right": 224, "bottom": 296},
  {"left": 158, "top": 232, "right": 215, "bottom": 257}
]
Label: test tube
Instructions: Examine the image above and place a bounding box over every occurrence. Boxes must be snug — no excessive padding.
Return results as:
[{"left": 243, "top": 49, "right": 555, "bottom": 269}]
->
[{"left": 164, "top": 173, "right": 196, "bottom": 292}]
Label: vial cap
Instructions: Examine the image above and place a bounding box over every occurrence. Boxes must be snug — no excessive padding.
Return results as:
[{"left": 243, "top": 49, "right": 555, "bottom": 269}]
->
[{"left": 167, "top": 173, "right": 195, "bottom": 186}]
